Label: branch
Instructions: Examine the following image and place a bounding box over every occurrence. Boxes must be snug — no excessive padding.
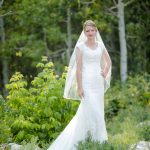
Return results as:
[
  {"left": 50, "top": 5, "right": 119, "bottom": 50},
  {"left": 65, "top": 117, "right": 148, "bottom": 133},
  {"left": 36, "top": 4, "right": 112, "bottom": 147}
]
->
[
  {"left": 14, "top": 46, "right": 25, "bottom": 50},
  {"left": 107, "top": 0, "right": 136, "bottom": 17},
  {"left": 112, "top": 0, "right": 117, "bottom": 6},
  {"left": 124, "top": 0, "right": 135, "bottom": 7},
  {"left": 109, "top": 0, "right": 135, "bottom": 10},
  {"left": 0, "top": 0, "right": 4, "bottom": 7},
  {"left": 0, "top": 11, "right": 13, "bottom": 17},
  {"left": 106, "top": 0, "right": 118, "bottom": 16},
  {"left": 126, "top": 35, "right": 137, "bottom": 39},
  {"left": 105, "top": 8, "right": 117, "bottom": 17},
  {"left": 109, "top": 5, "right": 117, "bottom": 11}
]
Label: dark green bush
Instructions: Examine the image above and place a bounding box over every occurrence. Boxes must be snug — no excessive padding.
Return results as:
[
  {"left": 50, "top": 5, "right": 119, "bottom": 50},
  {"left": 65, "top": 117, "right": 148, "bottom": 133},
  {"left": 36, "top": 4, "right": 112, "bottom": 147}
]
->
[{"left": 105, "top": 74, "right": 150, "bottom": 121}]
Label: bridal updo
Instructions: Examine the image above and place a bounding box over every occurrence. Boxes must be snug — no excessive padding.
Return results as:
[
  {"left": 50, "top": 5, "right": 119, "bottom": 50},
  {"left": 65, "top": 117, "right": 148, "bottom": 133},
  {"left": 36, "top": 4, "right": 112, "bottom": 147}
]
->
[{"left": 83, "top": 20, "right": 97, "bottom": 31}]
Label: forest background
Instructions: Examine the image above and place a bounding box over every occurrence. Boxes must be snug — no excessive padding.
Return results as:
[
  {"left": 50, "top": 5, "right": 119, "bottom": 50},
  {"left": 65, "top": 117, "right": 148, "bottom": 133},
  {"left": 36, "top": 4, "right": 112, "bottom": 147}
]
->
[{"left": 0, "top": 0, "right": 150, "bottom": 149}]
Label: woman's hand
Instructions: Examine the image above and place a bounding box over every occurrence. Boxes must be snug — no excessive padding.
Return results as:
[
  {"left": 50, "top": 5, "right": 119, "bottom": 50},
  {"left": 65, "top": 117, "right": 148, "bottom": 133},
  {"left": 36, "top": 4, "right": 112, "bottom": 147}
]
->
[
  {"left": 101, "top": 69, "right": 107, "bottom": 78},
  {"left": 77, "top": 87, "right": 84, "bottom": 99}
]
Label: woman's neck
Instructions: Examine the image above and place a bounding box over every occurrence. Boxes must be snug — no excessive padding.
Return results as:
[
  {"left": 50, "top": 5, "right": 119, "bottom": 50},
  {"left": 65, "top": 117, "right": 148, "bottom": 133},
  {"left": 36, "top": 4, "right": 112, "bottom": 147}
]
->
[{"left": 86, "top": 38, "right": 96, "bottom": 45}]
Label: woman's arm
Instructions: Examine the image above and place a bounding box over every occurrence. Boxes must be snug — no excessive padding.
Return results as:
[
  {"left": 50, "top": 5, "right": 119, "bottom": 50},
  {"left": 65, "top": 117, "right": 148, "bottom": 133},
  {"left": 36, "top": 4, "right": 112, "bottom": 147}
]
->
[
  {"left": 101, "top": 50, "right": 112, "bottom": 78},
  {"left": 76, "top": 47, "right": 84, "bottom": 98}
]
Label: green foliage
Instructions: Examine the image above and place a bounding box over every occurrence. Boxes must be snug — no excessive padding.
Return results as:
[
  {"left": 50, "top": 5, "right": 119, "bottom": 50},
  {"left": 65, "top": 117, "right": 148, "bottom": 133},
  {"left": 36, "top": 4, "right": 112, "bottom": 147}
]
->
[
  {"left": 105, "top": 74, "right": 150, "bottom": 121},
  {"left": 126, "top": 0, "right": 150, "bottom": 73},
  {"left": 1, "top": 0, "right": 150, "bottom": 95},
  {"left": 138, "top": 123, "right": 150, "bottom": 141},
  {"left": 3, "top": 57, "right": 79, "bottom": 145},
  {"left": 0, "top": 60, "right": 149, "bottom": 149},
  {"left": 0, "top": 0, "right": 150, "bottom": 148},
  {"left": 21, "top": 137, "right": 43, "bottom": 150},
  {"left": 76, "top": 134, "right": 129, "bottom": 150},
  {"left": 0, "top": 95, "right": 12, "bottom": 143}
]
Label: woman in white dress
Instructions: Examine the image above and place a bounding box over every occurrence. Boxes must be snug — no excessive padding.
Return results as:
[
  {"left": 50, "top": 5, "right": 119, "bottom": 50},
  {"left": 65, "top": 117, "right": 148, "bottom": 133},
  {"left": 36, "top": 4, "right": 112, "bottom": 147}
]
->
[{"left": 48, "top": 20, "right": 112, "bottom": 150}]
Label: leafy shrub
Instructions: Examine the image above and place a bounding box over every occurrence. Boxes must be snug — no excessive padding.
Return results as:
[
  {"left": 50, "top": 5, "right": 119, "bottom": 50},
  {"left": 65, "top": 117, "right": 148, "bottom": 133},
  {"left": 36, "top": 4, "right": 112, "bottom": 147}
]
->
[
  {"left": 4, "top": 56, "right": 79, "bottom": 144},
  {"left": 21, "top": 137, "right": 43, "bottom": 150},
  {"left": 105, "top": 74, "right": 150, "bottom": 121}
]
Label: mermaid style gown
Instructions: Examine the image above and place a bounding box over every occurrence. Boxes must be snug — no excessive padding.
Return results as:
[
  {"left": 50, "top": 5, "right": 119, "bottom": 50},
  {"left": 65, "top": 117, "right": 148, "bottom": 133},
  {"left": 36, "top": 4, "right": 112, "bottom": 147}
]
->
[{"left": 48, "top": 42, "right": 108, "bottom": 150}]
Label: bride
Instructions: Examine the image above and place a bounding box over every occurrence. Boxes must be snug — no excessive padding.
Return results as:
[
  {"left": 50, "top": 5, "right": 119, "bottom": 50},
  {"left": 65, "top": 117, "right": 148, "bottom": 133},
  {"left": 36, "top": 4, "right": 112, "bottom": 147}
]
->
[{"left": 48, "top": 20, "right": 112, "bottom": 150}]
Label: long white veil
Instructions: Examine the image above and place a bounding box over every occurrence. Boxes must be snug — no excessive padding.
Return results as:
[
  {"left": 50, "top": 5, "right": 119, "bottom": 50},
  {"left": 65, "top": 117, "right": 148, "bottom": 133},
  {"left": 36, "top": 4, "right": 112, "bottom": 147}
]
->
[{"left": 63, "top": 29, "right": 111, "bottom": 100}]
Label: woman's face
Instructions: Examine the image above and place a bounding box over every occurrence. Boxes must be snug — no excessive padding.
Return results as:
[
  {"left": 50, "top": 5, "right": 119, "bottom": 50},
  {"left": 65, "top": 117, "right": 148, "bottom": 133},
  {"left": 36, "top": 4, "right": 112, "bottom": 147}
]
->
[{"left": 84, "top": 25, "right": 97, "bottom": 39}]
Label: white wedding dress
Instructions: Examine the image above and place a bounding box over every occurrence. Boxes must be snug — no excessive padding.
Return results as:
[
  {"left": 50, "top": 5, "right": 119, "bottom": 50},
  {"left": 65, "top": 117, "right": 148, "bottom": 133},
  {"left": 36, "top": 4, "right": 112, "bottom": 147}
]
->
[{"left": 48, "top": 42, "right": 108, "bottom": 150}]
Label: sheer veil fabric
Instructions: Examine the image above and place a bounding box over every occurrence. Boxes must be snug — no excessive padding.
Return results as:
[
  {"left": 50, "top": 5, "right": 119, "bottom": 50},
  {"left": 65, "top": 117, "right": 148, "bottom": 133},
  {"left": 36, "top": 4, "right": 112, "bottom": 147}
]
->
[{"left": 63, "top": 29, "right": 111, "bottom": 100}]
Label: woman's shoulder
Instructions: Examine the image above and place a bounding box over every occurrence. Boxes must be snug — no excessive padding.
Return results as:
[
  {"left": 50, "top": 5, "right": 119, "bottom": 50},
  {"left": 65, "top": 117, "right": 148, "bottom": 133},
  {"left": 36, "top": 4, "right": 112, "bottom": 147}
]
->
[
  {"left": 76, "top": 41, "right": 85, "bottom": 48},
  {"left": 76, "top": 42, "right": 85, "bottom": 51}
]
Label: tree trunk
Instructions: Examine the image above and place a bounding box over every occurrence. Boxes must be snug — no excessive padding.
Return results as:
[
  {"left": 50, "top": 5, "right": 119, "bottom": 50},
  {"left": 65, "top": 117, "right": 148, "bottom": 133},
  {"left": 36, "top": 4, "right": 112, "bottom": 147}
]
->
[
  {"left": 2, "top": 58, "right": 9, "bottom": 96},
  {"left": 117, "top": 0, "right": 127, "bottom": 82},
  {"left": 66, "top": 7, "right": 72, "bottom": 62},
  {"left": 0, "top": 1, "right": 9, "bottom": 97}
]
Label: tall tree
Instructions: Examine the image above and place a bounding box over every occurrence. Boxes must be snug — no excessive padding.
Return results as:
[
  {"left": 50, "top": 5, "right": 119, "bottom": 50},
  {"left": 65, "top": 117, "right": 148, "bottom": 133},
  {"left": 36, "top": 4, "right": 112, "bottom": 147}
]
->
[
  {"left": 66, "top": 7, "right": 72, "bottom": 62},
  {"left": 117, "top": 0, "right": 127, "bottom": 82},
  {"left": 107, "top": 0, "right": 136, "bottom": 82},
  {"left": 0, "top": 0, "right": 9, "bottom": 96}
]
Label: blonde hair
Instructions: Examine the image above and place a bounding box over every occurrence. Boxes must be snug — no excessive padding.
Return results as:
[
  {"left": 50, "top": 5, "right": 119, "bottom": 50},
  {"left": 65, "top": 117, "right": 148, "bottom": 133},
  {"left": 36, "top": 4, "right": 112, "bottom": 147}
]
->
[{"left": 83, "top": 20, "right": 97, "bottom": 30}]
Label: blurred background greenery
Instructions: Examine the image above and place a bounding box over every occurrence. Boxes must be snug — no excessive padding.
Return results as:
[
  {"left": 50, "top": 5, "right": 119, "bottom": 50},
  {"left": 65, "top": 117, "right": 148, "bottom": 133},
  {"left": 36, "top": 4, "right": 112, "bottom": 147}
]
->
[
  {"left": 0, "top": 0, "right": 150, "bottom": 149},
  {"left": 0, "top": 0, "right": 149, "bottom": 95}
]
